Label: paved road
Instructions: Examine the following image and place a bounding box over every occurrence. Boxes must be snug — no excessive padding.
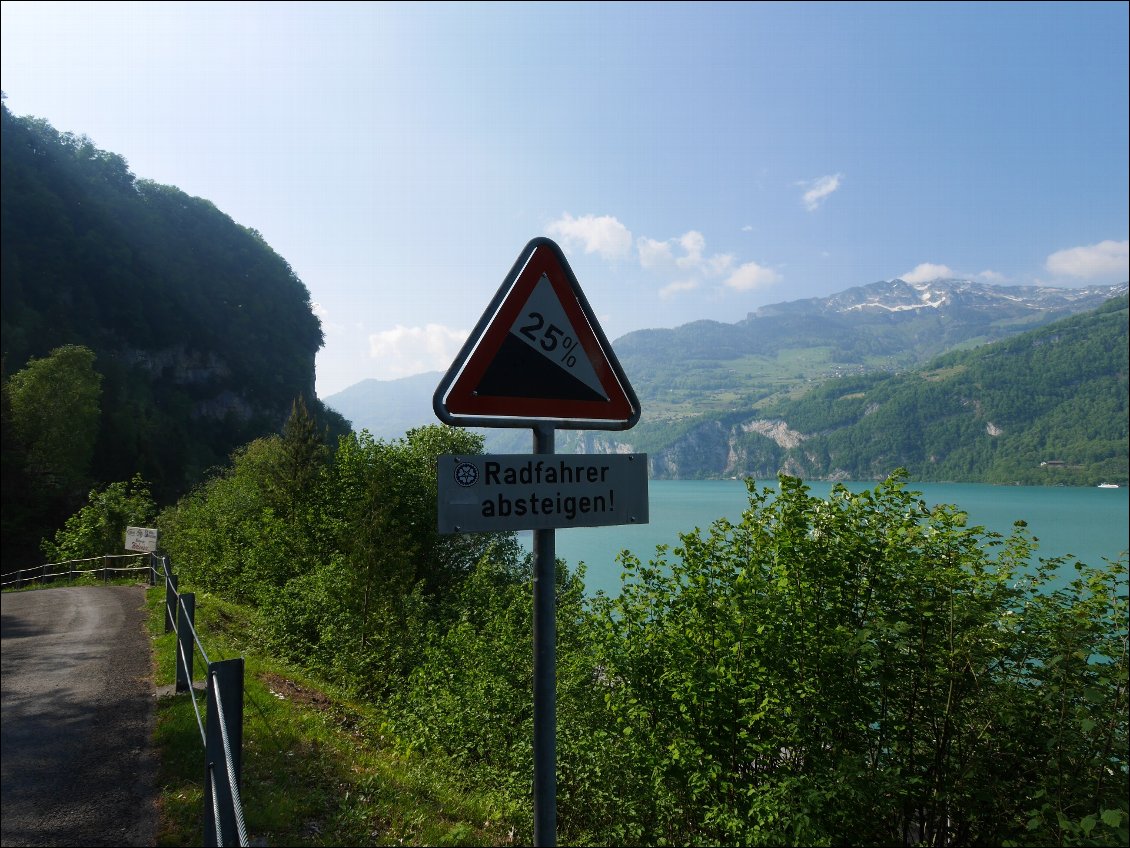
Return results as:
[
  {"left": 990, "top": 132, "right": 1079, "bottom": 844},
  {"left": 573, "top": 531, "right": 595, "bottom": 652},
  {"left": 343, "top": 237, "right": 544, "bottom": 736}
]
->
[{"left": 1, "top": 585, "right": 157, "bottom": 847}]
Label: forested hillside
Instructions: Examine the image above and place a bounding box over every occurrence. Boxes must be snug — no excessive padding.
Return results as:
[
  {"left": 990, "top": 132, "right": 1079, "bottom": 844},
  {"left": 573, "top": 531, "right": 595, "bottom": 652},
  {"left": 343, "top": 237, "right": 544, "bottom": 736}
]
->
[
  {"left": 0, "top": 98, "right": 348, "bottom": 565},
  {"left": 627, "top": 295, "right": 1129, "bottom": 484},
  {"left": 763, "top": 294, "right": 1129, "bottom": 484},
  {"left": 613, "top": 277, "right": 1124, "bottom": 419}
]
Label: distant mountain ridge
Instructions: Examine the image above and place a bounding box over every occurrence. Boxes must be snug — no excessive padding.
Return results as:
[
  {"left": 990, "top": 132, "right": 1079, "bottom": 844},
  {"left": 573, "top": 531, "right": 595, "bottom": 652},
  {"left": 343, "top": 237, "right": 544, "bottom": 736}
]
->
[
  {"left": 324, "top": 372, "right": 444, "bottom": 441},
  {"left": 324, "top": 278, "right": 1128, "bottom": 480},
  {"left": 760, "top": 277, "right": 1122, "bottom": 318},
  {"left": 611, "top": 277, "right": 1125, "bottom": 423},
  {"left": 616, "top": 277, "right": 1125, "bottom": 368},
  {"left": 626, "top": 293, "right": 1128, "bottom": 486},
  {"left": 322, "top": 371, "right": 528, "bottom": 453}
]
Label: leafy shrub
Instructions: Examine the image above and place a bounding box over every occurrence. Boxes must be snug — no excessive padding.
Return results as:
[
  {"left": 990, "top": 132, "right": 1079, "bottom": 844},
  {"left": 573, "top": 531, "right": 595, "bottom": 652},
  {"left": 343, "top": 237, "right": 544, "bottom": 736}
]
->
[
  {"left": 386, "top": 472, "right": 1127, "bottom": 846},
  {"left": 581, "top": 473, "right": 1128, "bottom": 845},
  {"left": 41, "top": 473, "right": 155, "bottom": 561}
]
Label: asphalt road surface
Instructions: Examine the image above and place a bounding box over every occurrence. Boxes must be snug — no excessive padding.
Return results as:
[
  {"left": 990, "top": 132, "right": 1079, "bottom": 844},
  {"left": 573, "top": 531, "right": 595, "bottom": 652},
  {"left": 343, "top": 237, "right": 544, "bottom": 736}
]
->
[{"left": 1, "top": 585, "right": 157, "bottom": 847}]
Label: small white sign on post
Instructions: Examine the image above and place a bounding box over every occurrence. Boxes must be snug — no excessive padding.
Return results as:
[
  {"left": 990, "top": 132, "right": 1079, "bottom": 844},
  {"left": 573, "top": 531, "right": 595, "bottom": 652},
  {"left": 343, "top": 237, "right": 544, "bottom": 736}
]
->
[{"left": 124, "top": 526, "right": 159, "bottom": 553}]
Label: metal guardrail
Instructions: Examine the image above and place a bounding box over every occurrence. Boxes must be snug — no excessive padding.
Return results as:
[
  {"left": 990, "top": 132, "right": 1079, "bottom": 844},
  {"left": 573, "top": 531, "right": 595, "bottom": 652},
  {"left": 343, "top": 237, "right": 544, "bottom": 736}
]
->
[
  {"left": 0, "top": 554, "right": 149, "bottom": 589},
  {"left": 150, "top": 553, "right": 249, "bottom": 848}
]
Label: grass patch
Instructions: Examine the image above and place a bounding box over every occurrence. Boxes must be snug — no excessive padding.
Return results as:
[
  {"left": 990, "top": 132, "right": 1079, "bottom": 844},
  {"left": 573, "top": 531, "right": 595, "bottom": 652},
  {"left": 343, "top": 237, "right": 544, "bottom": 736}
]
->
[
  {"left": 921, "top": 363, "right": 968, "bottom": 382},
  {"left": 144, "top": 586, "right": 522, "bottom": 846}
]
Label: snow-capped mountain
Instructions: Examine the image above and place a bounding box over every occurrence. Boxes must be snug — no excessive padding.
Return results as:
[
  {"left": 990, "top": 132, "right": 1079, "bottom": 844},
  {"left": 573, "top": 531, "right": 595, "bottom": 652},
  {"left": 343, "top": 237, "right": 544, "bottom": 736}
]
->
[{"left": 755, "top": 278, "right": 1127, "bottom": 318}]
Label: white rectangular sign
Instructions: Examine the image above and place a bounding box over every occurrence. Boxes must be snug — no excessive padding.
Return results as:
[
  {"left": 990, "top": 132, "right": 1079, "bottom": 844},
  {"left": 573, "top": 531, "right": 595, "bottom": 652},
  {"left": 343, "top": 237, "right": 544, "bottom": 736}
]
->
[
  {"left": 124, "top": 526, "right": 159, "bottom": 552},
  {"left": 437, "top": 453, "right": 648, "bottom": 533}
]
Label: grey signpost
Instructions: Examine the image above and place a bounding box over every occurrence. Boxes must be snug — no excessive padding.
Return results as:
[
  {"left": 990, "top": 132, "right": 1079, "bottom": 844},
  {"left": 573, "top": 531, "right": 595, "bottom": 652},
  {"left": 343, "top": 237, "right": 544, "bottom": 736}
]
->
[
  {"left": 434, "top": 237, "right": 644, "bottom": 847},
  {"left": 531, "top": 423, "right": 556, "bottom": 847}
]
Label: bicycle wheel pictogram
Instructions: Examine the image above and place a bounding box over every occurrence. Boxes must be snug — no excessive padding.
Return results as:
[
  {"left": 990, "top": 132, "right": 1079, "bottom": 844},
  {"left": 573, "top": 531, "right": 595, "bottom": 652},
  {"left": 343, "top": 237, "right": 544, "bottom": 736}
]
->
[{"left": 454, "top": 462, "right": 479, "bottom": 487}]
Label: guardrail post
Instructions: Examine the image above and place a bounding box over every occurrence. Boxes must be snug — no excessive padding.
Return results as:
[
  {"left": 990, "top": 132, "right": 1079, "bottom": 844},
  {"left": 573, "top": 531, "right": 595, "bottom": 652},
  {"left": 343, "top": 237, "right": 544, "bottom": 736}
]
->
[
  {"left": 204, "top": 658, "right": 244, "bottom": 848},
  {"left": 176, "top": 592, "right": 195, "bottom": 693},
  {"left": 164, "top": 573, "right": 178, "bottom": 633},
  {"left": 149, "top": 552, "right": 157, "bottom": 586}
]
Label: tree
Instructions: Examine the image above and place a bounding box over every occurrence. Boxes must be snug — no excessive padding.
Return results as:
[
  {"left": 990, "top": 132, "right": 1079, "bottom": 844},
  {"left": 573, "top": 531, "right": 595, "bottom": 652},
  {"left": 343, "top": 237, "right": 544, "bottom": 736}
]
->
[
  {"left": 267, "top": 395, "right": 328, "bottom": 520},
  {"left": 41, "top": 473, "right": 156, "bottom": 561},
  {"left": 6, "top": 344, "right": 102, "bottom": 492},
  {"left": 312, "top": 425, "right": 507, "bottom": 690},
  {"left": 0, "top": 355, "right": 39, "bottom": 568},
  {"left": 157, "top": 436, "right": 293, "bottom": 600}
]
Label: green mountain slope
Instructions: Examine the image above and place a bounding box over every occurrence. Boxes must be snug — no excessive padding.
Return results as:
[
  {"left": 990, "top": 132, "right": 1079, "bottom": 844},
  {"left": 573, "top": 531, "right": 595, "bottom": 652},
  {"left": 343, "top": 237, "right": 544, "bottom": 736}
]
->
[
  {"left": 614, "top": 278, "right": 1124, "bottom": 420},
  {"left": 622, "top": 296, "right": 1128, "bottom": 485}
]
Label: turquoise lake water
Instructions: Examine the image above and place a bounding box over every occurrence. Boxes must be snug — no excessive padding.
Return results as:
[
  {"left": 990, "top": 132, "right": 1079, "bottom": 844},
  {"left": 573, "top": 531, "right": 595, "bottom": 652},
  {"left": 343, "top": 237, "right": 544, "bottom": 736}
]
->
[{"left": 519, "top": 480, "right": 1130, "bottom": 598}]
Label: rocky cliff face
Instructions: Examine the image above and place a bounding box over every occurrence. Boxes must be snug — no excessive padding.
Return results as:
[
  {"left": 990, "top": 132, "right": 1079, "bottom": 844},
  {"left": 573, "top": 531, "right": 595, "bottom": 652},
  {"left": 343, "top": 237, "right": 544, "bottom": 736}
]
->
[
  {"left": 591, "top": 417, "right": 821, "bottom": 480},
  {"left": 119, "top": 344, "right": 303, "bottom": 423}
]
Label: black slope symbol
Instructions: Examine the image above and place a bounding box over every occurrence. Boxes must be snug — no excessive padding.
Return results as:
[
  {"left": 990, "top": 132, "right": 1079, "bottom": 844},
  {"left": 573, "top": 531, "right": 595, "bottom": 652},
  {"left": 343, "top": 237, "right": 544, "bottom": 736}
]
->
[{"left": 475, "top": 334, "right": 609, "bottom": 402}]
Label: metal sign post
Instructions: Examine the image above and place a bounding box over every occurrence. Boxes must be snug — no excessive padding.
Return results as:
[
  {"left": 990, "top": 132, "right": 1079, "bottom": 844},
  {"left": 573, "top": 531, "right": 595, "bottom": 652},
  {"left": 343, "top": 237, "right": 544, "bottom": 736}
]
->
[{"left": 531, "top": 424, "right": 556, "bottom": 846}]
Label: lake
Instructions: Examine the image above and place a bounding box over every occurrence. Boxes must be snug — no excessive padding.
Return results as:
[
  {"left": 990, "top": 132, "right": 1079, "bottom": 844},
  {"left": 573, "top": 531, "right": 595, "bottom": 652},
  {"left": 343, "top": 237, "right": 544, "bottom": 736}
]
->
[{"left": 519, "top": 480, "right": 1130, "bottom": 598}]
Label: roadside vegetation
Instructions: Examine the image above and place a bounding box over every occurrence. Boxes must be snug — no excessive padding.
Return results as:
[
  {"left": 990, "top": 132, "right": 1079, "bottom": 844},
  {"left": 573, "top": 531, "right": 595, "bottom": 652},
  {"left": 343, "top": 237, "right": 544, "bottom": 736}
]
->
[
  {"left": 145, "top": 587, "right": 520, "bottom": 846},
  {"left": 33, "top": 400, "right": 1129, "bottom": 846}
]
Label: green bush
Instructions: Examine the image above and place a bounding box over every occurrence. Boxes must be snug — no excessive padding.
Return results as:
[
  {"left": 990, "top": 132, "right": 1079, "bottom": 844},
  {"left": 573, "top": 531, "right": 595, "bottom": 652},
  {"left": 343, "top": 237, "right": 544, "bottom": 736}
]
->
[
  {"left": 41, "top": 473, "right": 155, "bottom": 561},
  {"left": 579, "top": 473, "right": 1128, "bottom": 845},
  {"left": 157, "top": 423, "right": 514, "bottom": 696},
  {"left": 386, "top": 473, "right": 1128, "bottom": 846}
]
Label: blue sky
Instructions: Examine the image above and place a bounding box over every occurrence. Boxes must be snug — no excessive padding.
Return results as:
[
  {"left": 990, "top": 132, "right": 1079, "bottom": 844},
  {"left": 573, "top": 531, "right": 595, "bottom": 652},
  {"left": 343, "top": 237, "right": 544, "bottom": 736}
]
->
[{"left": 2, "top": 1, "right": 1127, "bottom": 396}]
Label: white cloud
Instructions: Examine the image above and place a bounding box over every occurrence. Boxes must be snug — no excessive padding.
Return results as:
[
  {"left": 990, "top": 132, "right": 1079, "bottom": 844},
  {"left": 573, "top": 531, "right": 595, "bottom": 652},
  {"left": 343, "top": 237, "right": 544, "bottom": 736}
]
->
[
  {"left": 977, "top": 270, "right": 1006, "bottom": 283},
  {"left": 724, "top": 261, "right": 781, "bottom": 291},
  {"left": 741, "top": 225, "right": 754, "bottom": 232},
  {"left": 799, "top": 173, "right": 843, "bottom": 211},
  {"left": 706, "top": 253, "right": 736, "bottom": 276},
  {"left": 547, "top": 213, "right": 633, "bottom": 260},
  {"left": 638, "top": 229, "right": 734, "bottom": 284},
  {"left": 901, "top": 263, "right": 957, "bottom": 283},
  {"left": 1045, "top": 239, "right": 1129, "bottom": 279},
  {"left": 368, "top": 323, "right": 468, "bottom": 379},
  {"left": 659, "top": 279, "right": 699, "bottom": 300},
  {"left": 675, "top": 230, "right": 706, "bottom": 268},
  {"left": 564, "top": 217, "right": 774, "bottom": 300},
  {"left": 637, "top": 236, "right": 673, "bottom": 269}
]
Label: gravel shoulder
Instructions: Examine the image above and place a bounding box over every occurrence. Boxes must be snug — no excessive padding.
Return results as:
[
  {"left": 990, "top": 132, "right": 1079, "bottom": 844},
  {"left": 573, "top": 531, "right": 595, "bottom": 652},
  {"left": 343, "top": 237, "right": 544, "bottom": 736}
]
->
[{"left": 1, "top": 584, "right": 158, "bottom": 847}]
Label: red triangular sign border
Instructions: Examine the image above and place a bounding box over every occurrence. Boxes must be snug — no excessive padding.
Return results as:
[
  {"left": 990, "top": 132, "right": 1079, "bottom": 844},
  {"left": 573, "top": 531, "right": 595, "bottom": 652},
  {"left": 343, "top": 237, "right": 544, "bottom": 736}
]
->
[{"left": 434, "top": 238, "right": 640, "bottom": 429}]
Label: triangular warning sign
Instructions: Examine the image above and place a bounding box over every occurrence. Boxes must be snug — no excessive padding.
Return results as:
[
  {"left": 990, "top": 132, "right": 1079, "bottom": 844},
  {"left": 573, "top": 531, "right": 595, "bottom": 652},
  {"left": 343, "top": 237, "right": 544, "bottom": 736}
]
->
[{"left": 434, "top": 238, "right": 640, "bottom": 430}]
